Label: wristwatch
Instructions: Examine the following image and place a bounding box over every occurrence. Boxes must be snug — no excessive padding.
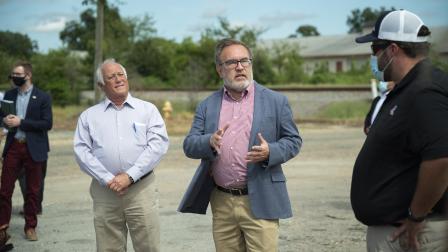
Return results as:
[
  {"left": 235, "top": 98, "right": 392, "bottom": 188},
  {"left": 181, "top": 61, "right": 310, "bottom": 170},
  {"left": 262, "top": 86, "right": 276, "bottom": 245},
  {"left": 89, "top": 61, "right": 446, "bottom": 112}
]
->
[
  {"left": 127, "top": 174, "right": 135, "bottom": 184},
  {"left": 407, "top": 208, "right": 426, "bottom": 222}
]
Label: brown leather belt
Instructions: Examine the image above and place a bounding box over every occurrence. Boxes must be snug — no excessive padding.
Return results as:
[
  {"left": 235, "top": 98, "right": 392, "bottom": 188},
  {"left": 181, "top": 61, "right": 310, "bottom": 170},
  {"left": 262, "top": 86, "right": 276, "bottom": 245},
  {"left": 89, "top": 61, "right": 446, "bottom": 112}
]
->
[{"left": 216, "top": 185, "right": 248, "bottom": 196}]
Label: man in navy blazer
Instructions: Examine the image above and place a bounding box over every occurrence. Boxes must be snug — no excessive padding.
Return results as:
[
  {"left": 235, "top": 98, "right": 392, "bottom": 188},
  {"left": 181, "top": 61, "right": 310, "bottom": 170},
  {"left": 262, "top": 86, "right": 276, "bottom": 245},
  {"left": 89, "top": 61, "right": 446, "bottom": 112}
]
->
[
  {"left": 0, "top": 62, "right": 52, "bottom": 245},
  {"left": 178, "top": 38, "right": 302, "bottom": 251}
]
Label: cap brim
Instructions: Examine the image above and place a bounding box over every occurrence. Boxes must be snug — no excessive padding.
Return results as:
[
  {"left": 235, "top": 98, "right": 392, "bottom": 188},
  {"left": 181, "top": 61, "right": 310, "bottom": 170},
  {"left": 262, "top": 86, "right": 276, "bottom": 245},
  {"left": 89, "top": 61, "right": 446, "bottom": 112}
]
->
[{"left": 355, "top": 33, "right": 378, "bottom": 43}]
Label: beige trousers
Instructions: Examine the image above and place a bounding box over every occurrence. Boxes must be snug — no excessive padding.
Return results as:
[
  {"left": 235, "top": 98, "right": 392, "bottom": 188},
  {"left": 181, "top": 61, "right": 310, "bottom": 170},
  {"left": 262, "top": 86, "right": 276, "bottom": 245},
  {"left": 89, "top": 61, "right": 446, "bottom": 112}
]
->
[
  {"left": 210, "top": 188, "right": 279, "bottom": 252},
  {"left": 366, "top": 219, "right": 448, "bottom": 252},
  {"left": 90, "top": 172, "right": 159, "bottom": 252}
]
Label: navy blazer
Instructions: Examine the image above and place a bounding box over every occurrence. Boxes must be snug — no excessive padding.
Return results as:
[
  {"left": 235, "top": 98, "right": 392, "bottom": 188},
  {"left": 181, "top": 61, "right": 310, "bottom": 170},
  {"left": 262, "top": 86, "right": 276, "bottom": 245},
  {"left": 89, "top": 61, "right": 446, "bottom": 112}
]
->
[
  {"left": 178, "top": 83, "right": 302, "bottom": 219},
  {"left": 1, "top": 86, "right": 52, "bottom": 162}
]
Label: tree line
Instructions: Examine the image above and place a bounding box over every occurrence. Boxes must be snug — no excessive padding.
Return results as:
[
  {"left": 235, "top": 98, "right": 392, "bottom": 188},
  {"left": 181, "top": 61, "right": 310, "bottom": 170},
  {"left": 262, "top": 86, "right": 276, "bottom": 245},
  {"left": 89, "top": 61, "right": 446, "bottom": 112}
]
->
[{"left": 2, "top": 3, "right": 436, "bottom": 106}]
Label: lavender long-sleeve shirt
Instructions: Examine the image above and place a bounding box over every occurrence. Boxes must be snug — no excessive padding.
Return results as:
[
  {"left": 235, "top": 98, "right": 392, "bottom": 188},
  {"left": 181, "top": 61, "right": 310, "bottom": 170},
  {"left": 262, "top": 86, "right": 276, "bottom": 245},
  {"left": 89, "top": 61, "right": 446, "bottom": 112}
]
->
[{"left": 74, "top": 94, "right": 169, "bottom": 186}]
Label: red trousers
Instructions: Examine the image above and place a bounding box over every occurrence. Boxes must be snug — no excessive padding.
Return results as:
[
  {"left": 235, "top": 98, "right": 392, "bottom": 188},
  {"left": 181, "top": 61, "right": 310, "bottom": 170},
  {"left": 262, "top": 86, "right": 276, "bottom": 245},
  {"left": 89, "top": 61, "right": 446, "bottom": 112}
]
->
[{"left": 0, "top": 140, "right": 43, "bottom": 231}]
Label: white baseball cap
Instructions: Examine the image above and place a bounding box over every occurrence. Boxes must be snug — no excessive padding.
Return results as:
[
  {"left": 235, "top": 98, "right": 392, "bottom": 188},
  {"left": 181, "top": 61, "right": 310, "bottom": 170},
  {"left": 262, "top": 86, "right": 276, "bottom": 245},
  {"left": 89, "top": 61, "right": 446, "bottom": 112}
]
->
[{"left": 356, "top": 10, "right": 430, "bottom": 43}]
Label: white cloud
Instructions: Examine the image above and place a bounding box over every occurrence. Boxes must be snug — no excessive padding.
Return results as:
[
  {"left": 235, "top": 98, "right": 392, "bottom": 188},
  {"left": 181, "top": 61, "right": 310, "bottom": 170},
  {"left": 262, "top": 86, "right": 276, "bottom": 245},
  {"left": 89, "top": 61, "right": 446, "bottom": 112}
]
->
[
  {"left": 34, "top": 17, "right": 67, "bottom": 32},
  {"left": 259, "top": 11, "right": 317, "bottom": 27}
]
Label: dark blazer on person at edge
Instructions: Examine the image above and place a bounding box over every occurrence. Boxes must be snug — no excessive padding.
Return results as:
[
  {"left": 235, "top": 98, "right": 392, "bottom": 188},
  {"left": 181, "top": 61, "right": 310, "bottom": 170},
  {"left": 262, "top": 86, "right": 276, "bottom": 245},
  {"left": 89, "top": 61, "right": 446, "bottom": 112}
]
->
[{"left": 1, "top": 87, "right": 52, "bottom": 162}]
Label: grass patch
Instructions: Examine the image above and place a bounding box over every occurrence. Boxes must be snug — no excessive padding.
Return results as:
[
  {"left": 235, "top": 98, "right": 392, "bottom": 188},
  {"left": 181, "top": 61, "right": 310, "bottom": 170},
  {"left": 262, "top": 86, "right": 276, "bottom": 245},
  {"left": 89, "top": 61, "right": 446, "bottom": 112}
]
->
[
  {"left": 53, "top": 105, "right": 88, "bottom": 130},
  {"left": 315, "top": 100, "right": 371, "bottom": 125}
]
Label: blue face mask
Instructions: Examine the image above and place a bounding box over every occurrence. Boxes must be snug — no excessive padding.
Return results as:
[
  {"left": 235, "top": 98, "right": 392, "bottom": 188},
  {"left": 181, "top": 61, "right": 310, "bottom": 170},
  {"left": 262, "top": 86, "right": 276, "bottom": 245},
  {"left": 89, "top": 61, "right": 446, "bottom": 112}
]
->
[
  {"left": 378, "top": 81, "right": 389, "bottom": 94},
  {"left": 370, "top": 48, "right": 393, "bottom": 82}
]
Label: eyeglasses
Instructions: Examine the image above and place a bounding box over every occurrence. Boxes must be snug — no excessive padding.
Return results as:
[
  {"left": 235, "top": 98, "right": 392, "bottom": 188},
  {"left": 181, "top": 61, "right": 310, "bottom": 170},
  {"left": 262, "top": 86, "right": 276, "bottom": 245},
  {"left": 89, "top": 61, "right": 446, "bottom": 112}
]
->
[
  {"left": 220, "top": 58, "right": 252, "bottom": 69},
  {"left": 370, "top": 42, "right": 391, "bottom": 55},
  {"left": 105, "top": 72, "right": 126, "bottom": 81}
]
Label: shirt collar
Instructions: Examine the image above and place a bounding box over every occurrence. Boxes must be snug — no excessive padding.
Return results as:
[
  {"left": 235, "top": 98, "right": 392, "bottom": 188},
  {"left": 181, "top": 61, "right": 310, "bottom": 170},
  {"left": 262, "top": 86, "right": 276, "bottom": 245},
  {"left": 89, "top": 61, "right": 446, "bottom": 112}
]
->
[
  {"left": 18, "top": 85, "right": 33, "bottom": 95},
  {"left": 103, "top": 93, "right": 136, "bottom": 111},
  {"left": 389, "top": 58, "right": 429, "bottom": 96}
]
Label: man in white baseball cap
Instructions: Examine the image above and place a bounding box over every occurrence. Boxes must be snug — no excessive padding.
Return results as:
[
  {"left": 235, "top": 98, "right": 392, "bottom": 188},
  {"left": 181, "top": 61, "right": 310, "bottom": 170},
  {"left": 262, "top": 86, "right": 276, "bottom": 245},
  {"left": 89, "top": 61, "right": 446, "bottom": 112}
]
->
[{"left": 351, "top": 9, "right": 448, "bottom": 252}]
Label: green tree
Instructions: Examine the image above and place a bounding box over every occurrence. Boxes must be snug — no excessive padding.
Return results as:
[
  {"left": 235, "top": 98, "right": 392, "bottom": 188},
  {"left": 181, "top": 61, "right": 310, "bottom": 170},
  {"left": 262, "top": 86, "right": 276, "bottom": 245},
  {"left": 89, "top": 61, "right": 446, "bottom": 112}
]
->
[
  {"left": 31, "top": 49, "right": 89, "bottom": 105},
  {"left": 59, "top": 1, "right": 157, "bottom": 91},
  {"left": 346, "top": 6, "right": 395, "bottom": 33},
  {"left": 252, "top": 48, "right": 276, "bottom": 84},
  {"left": 204, "top": 17, "right": 265, "bottom": 48},
  {"left": 296, "top": 25, "right": 320, "bottom": 37},
  {"left": 0, "top": 31, "right": 38, "bottom": 88},
  {"left": 0, "top": 31, "right": 37, "bottom": 59},
  {"left": 174, "top": 36, "right": 220, "bottom": 88},
  {"left": 270, "top": 42, "right": 304, "bottom": 83},
  {"left": 128, "top": 37, "right": 177, "bottom": 84},
  {"left": 309, "top": 62, "right": 335, "bottom": 84},
  {"left": 0, "top": 51, "right": 16, "bottom": 88},
  {"left": 59, "top": 2, "right": 156, "bottom": 63}
]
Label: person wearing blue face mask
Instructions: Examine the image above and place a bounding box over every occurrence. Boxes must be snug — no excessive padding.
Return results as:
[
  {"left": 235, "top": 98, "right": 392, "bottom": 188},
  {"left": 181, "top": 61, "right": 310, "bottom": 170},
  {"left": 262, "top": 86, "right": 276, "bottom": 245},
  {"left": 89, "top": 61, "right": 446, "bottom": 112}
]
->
[
  {"left": 351, "top": 10, "right": 448, "bottom": 251},
  {"left": 363, "top": 81, "right": 395, "bottom": 135},
  {"left": 370, "top": 50, "right": 394, "bottom": 82}
]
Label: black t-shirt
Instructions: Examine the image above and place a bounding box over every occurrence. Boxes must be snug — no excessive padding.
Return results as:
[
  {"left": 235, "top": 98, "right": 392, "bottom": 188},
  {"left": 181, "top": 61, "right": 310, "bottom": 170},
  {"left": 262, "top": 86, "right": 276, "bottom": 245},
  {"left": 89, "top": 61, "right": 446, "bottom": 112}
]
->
[{"left": 351, "top": 59, "right": 448, "bottom": 226}]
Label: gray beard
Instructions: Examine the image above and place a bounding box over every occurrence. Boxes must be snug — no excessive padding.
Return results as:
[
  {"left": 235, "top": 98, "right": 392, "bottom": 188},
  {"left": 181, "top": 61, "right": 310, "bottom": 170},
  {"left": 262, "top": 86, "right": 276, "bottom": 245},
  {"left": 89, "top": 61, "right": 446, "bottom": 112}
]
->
[{"left": 223, "top": 78, "right": 251, "bottom": 93}]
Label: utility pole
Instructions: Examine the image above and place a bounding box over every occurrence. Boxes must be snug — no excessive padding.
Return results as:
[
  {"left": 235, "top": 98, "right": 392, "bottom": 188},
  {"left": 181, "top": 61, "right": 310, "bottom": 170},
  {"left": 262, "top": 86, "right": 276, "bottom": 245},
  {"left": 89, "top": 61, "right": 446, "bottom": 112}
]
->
[{"left": 93, "top": 0, "right": 104, "bottom": 103}]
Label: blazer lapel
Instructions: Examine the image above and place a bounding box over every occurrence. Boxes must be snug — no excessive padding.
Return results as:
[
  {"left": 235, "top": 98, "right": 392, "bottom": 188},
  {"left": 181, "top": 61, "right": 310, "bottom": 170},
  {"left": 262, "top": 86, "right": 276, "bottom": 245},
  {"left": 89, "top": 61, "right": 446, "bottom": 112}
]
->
[
  {"left": 24, "top": 87, "right": 38, "bottom": 119},
  {"left": 206, "top": 89, "right": 223, "bottom": 134},
  {"left": 249, "top": 83, "right": 264, "bottom": 148}
]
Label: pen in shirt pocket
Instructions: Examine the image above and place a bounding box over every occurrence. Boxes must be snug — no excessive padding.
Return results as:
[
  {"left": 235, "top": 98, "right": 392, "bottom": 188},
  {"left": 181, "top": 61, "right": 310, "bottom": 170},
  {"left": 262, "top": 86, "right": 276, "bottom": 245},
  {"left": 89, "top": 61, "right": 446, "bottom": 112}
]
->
[{"left": 133, "top": 122, "right": 146, "bottom": 133}]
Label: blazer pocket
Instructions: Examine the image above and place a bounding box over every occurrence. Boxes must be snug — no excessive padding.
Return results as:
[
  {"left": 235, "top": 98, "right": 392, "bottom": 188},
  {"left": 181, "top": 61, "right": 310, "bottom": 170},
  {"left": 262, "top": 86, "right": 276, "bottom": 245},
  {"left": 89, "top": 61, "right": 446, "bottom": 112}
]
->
[{"left": 271, "top": 171, "right": 286, "bottom": 182}]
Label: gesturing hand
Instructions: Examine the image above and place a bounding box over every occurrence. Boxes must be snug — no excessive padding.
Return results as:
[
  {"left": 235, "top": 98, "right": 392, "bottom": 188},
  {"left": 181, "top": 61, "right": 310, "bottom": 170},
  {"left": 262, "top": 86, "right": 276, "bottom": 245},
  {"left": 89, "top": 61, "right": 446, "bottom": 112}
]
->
[
  {"left": 246, "top": 133, "right": 269, "bottom": 163},
  {"left": 210, "top": 124, "right": 229, "bottom": 154}
]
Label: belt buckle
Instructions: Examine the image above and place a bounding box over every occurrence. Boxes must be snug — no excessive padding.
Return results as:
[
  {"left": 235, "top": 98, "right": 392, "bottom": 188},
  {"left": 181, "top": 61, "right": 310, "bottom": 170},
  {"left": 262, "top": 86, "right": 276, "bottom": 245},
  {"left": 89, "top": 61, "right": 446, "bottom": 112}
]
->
[
  {"left": 230, "top": 188, "right": 243, "bottom": 195},
  {"left": 17, "top": 139, "right": 26, "bottom": 144}
]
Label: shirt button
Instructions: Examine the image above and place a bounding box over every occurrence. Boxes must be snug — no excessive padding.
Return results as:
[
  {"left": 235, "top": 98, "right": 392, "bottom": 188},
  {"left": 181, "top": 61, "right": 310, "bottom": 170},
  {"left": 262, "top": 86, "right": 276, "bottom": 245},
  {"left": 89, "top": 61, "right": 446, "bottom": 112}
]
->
[
  {"left": 230, "top": 147, "right": 233, "bottom": 150},
  {"left": 232, "top": 164, "right": 235, "bottom": 167}
]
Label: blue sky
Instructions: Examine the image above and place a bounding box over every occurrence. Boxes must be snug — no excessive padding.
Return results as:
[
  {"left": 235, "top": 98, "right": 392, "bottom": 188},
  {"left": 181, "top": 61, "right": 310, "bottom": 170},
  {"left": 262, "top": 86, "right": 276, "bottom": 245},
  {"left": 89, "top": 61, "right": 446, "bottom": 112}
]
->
[{"left": 0, "top": 0, "right": 447, "bottom": 52}]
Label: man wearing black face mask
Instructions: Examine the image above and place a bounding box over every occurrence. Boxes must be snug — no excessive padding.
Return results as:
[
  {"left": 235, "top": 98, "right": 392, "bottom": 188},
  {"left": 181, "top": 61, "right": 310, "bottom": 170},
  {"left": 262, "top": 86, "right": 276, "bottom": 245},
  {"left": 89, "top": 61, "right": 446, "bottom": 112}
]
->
[
  {"left": 351, "top": 10, "right": 448, "bottom": 251},
  {"left": 0, "top": 62, "right": 52, "bottom": 246}
]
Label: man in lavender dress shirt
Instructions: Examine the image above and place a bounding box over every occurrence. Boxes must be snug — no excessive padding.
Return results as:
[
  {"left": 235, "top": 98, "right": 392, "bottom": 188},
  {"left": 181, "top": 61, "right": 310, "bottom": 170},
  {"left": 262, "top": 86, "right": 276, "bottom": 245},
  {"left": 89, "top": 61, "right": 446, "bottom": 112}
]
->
[
  {"left": 179, "top": 38, "right": 302, "bottom": 251},
  {"left": 74, "top": 59, "right": 169, "bottom": 252}
]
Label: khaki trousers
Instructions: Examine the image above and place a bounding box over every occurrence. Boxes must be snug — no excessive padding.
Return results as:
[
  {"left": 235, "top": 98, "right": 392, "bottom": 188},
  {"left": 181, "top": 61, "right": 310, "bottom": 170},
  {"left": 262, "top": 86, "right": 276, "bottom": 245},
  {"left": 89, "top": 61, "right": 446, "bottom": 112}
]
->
[
  {"left": 366, "top": 219, "right": 448, "bottom": 252},
  {"left": 90, "top": 172, "right": 159, "bottom": 252},
  {"left": 210, "top": 188, "right": 279, "bottom": 252}
]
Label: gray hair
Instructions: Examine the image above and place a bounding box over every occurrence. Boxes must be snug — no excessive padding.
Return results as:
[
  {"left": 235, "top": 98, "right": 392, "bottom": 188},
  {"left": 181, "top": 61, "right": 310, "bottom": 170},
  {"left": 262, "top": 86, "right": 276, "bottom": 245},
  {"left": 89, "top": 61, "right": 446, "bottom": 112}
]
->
[
  {"left": 214, "top": 38, "right": 253, "bottom": 65},
  {"left": 95, "top": 58, "right": 128, "bottom": 86}
]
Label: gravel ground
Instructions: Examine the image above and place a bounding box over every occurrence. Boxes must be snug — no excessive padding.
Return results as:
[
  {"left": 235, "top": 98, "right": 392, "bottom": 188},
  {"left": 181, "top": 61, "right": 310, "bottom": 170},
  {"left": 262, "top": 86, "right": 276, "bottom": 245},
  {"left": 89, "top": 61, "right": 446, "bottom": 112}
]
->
[{"left": 4, "top": 125, "right": 368, "bottom": 251}]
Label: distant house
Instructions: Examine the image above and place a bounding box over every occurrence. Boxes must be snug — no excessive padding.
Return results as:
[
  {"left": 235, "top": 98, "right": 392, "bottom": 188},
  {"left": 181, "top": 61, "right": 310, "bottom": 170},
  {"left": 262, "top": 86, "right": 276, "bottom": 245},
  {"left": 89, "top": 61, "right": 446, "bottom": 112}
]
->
[{"left": 259, "top": 26, "right": 448, "bottom": 75}]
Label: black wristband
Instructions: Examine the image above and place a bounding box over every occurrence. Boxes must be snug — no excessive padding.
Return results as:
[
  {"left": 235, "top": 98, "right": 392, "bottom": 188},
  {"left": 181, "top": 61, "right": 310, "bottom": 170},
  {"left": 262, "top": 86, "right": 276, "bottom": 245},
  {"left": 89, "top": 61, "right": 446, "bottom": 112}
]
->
[{"left": 407, "top": 208, "right": 425, "bottom": 222}]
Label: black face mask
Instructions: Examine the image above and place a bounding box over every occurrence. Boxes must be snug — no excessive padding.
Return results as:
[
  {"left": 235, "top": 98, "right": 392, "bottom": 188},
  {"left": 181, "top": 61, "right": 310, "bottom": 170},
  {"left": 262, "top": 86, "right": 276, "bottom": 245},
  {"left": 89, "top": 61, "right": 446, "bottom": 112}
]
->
[{"left": 11, "top": 76, "right": 27, "bottom": 87}]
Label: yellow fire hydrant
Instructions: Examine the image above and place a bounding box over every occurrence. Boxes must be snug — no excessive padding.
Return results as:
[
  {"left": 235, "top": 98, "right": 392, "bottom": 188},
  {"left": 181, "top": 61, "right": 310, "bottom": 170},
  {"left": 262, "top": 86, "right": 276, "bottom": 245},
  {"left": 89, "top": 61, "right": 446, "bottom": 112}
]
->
[{"left": 162, "top": 100, "right": 173, "bottom": 120}]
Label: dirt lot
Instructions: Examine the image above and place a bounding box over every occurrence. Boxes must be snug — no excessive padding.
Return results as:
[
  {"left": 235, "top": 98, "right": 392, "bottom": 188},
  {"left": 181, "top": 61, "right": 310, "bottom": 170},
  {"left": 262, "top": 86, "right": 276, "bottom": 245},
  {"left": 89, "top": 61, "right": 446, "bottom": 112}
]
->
[{"left": 5, "top": 125, "right": 368, "bottom": 251}]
